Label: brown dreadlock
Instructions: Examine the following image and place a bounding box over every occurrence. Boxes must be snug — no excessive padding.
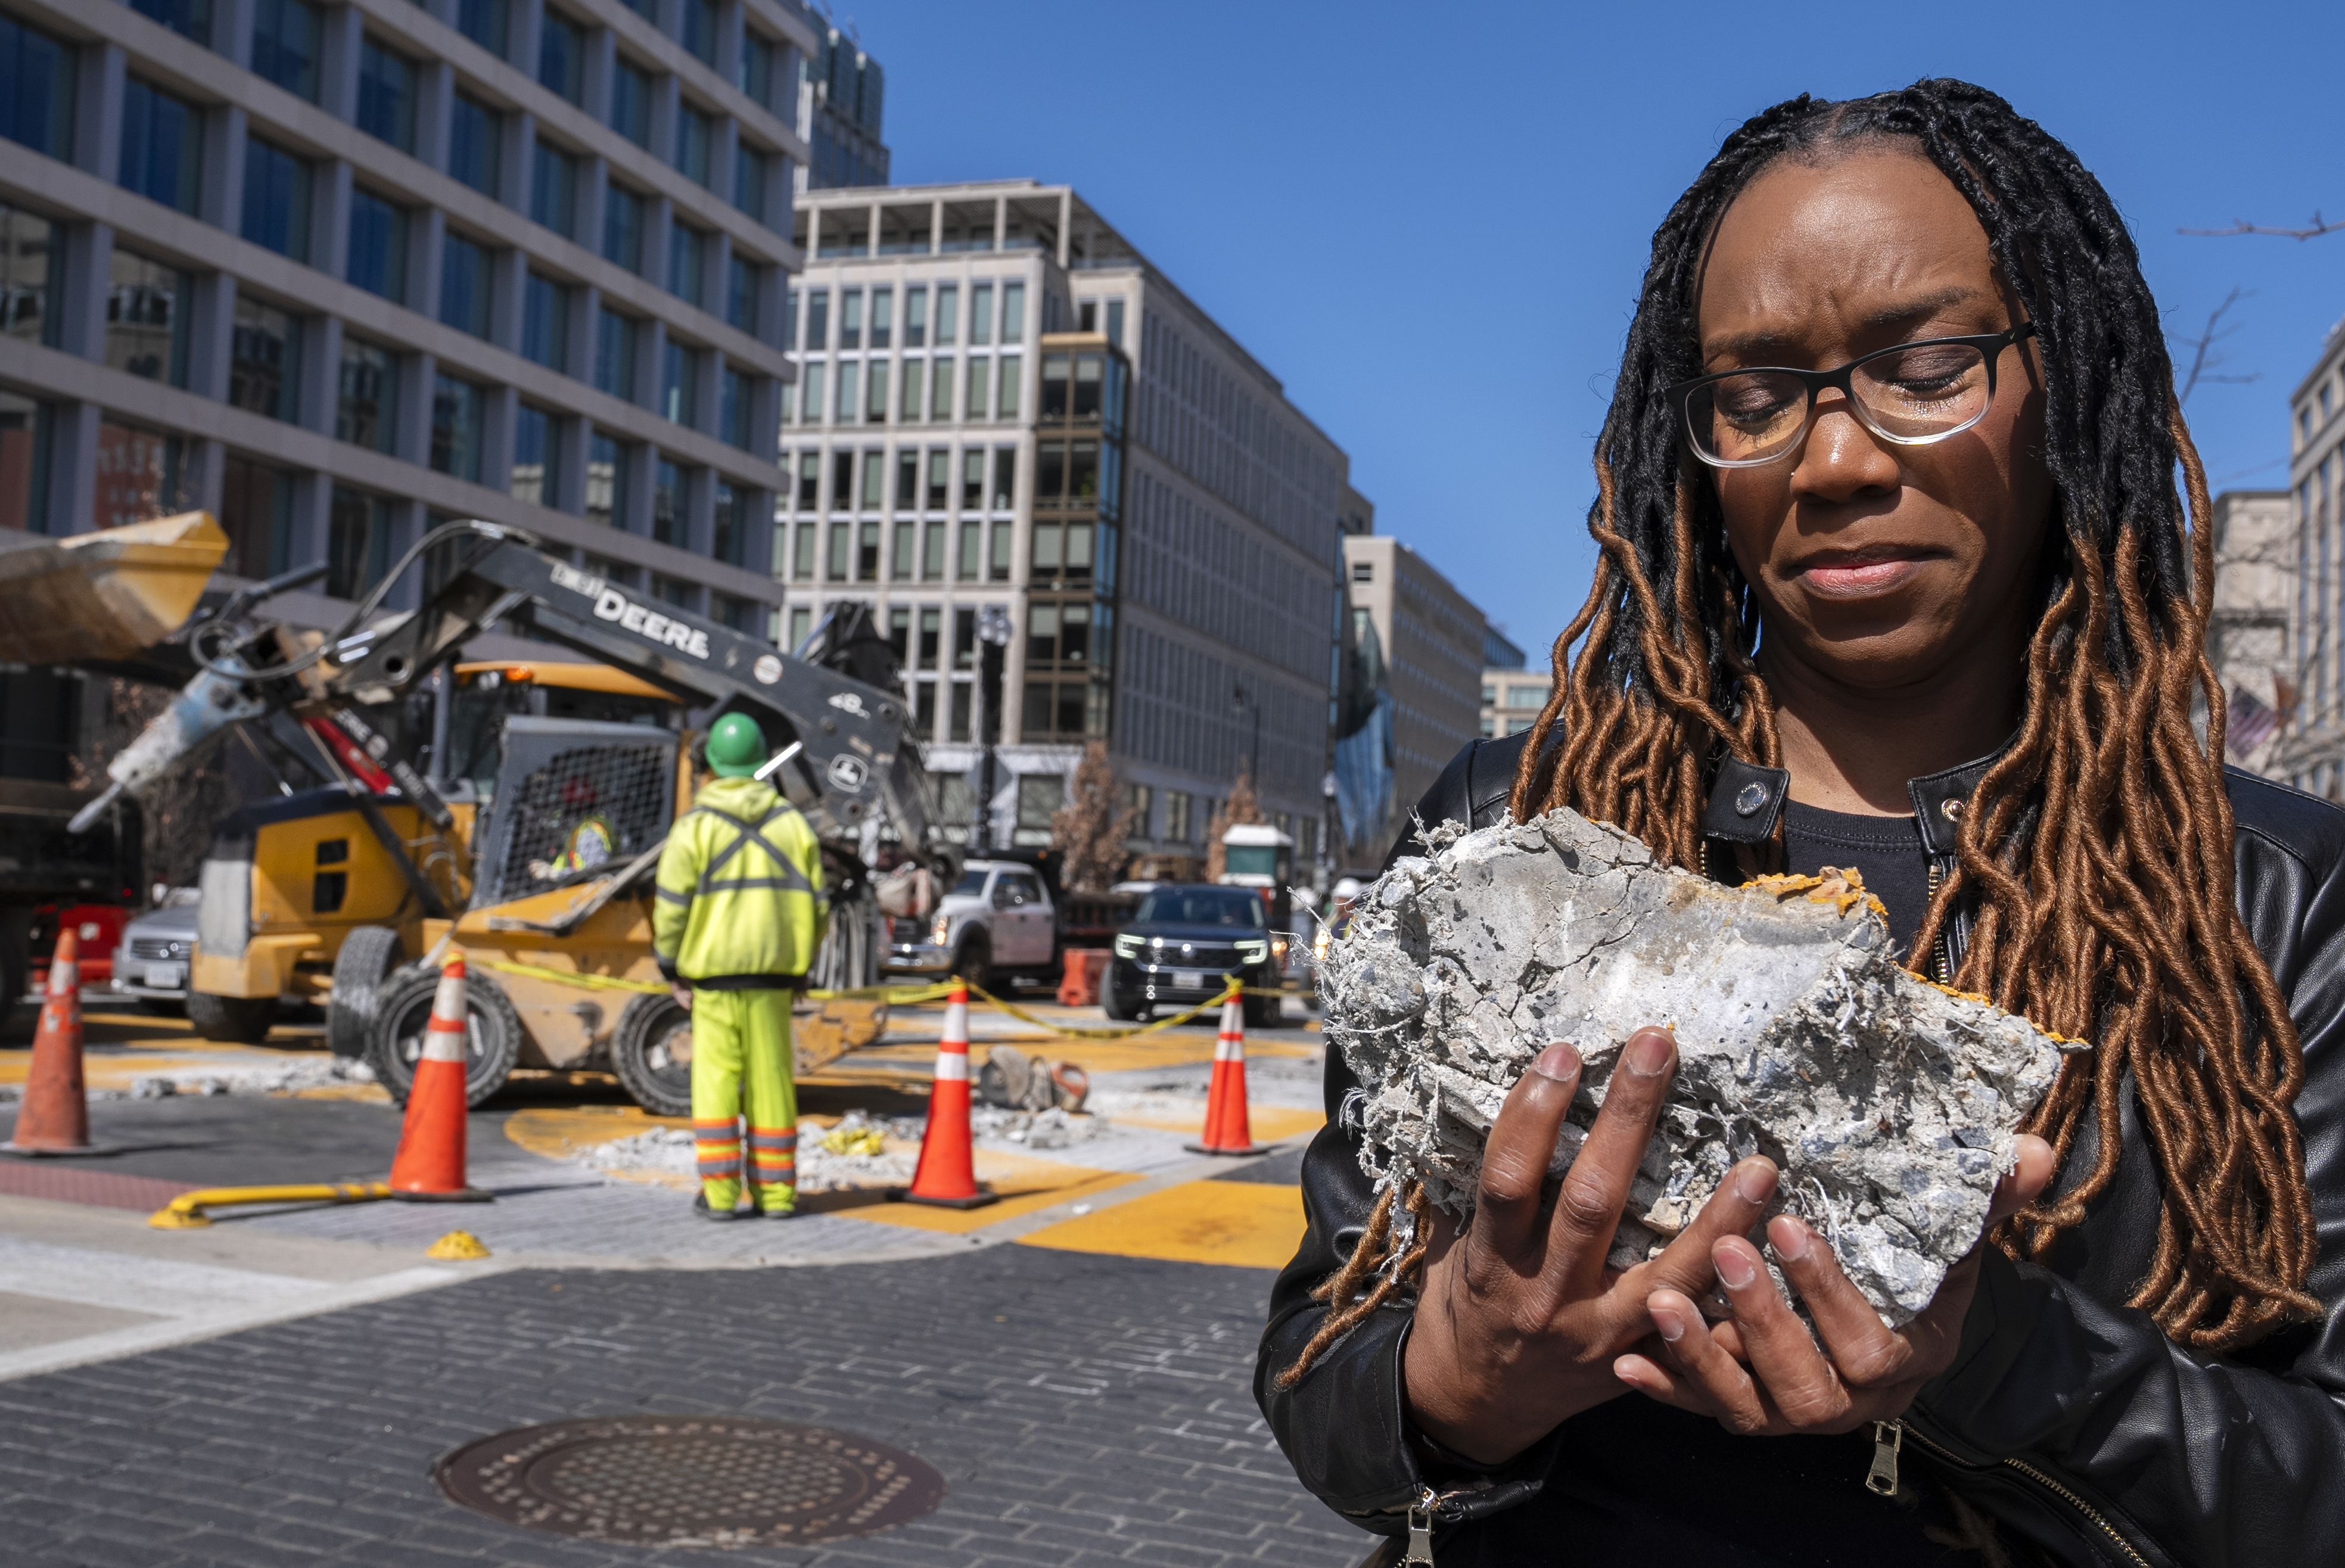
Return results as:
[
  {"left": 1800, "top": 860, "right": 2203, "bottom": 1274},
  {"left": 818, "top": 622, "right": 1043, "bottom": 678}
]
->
[{"left": 1284, "top": 81, "right": 2317, "bottom": 1386}]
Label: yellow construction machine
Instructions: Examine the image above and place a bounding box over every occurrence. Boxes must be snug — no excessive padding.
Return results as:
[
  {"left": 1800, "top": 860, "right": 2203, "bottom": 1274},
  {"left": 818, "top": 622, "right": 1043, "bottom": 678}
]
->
[{"left": 33, "top": 516, "right": 953, "bottom": 1112}]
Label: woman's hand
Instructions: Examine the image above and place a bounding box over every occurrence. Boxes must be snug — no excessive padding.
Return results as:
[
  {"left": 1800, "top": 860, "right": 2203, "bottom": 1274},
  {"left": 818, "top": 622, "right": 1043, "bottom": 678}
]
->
[
  {"left": 1614, "top": 1134, "right": 2055, "bottom": 1435},
  {"left": 1401, "top": 1028, "right": 1784, "bottom": 1466}
]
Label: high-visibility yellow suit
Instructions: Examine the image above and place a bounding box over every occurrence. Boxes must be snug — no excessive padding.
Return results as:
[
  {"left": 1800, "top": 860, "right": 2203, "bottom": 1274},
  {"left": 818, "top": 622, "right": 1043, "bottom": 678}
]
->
[{"left": 651, "top": 772, "right": 826, "bottom": 1216}]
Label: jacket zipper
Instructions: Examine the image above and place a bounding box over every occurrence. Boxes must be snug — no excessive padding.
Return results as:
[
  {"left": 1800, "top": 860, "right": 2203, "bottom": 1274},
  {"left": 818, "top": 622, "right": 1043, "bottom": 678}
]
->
[
  {"left": 1925, "top": 859, "right": 1952, "bottom": 984},
  {"left": 1874, "top": 1419, "right": 2154, "bottom": 1568}
]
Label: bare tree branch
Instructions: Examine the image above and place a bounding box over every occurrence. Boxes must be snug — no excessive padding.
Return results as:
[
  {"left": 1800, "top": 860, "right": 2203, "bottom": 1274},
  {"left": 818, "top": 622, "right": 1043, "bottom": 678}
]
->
[
  {"left": 2173, "top": 286, "right": 2260, "bottom": 406},
  {"left": 2179, "top": 212, "right": 2345, "bottom": 241}
]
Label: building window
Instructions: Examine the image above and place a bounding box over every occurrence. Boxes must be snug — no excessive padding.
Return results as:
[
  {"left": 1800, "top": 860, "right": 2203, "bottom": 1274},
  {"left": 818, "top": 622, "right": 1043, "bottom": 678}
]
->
[
  {"left": 430, "top": 374, "right": 485, "bottom": 482},
  {"left": 325, "top": 486, "right": 390, "bottom": 601},
  {"left": 825, "top": 518, "right": 847, "bottom": 581},
  {"left": 510, "top": 404, "right": 554, "bottom": 503},
  {"left": 595, "top": 308, "right": 637, "bottom": 400},
  {"left": 356, "top": 38, "right": 416, "bottom": 151},
  {"left": 932, "top": 285, "right": 959, "bottom": 347},
  {"left": 610, "top": 60, "right": 650, "bottom": 147},
  {"left": 1106, "top": 298, "right": 1125, "bottom": 347},
  {"left": 652, "top": 458, "right": 683, "bottom": 545},
  {"left": 956, "top": 518, "right": 979, "bottom": 581},
  {"left": 537, "top": 9, "right": 584, "bottom": 102},
  {"left": 587, "top": 433, "right": 626, "bottom": 525},
  {"left": 790, "top": 519, "right": 814, "bottom": 580},
  {"left": 240, "top": 138, "right": 310, "bottom": 262},
  {"left": 890, "top": 517, "right": 912, "bottom": 581},
  {"left": 530, "top": 142, "right": 575, "bottom": 238},
  {"left": 835, "top": 362, "right": 857, "bottom": 425},
  {"left": 668, "top": 223, "right": 705, "bottom": 309},
  {"left": 997, "top": 356, "right": 1022, "bottom": 421},
  {"left": 449, "top": 94, "right": 502, "bottom": 198},
  {"left": 858, "top": 449, "right": 884, "bottom": 512},
  {"left": 1, "top": 206, "right": 62, "bottom": 349},
  {"left": 864, "top": 360, "right": 888, "bottom": 425},
  {"left": 902, "top": 287, "right": 927, "bottom": 350},
  {"left": 438, "top": 235, "right": 490, "bottom": 338},
  {"left": 336, "top": 337, "right": 397, "bottom": 452},
  {"left": 105, "top": 251, "right": 191, "bottom": 387},
  {"left": 1352, "top": 560, "right": 1373, "bottom": 583},
  {"left": 120, "top": 78, "right": 202, "bottom": 213},
  {"left": 828, "top": 449, "right": 851, "bottom": 511},
  {"left": 662, "top": 340, "right": 698, "bottom": 426},
  {"left": 804, "top": 290, "right": 829, "bottom": 351},
  {"left": 132, "top": 0, "right": 210, "bottom": 43},
  {"left": 720, "top": 368, "right": 748, "bottom": 447},
  {"left": 857, "top": 518, "right": 878, "bottom": 581},
  {"left": 1165, "top": 791, "right": 1192, "bottom": 842},
  {"left": 970, "top": 284, "right": 992, "bottom": 346},
  {"left": 228, "top": 295, "right": 301, "bottom": 421},
  {"left": 674, "top": 104, "right": 711, "bottom": 186},
  {"left": 347, "top": 188, "right": 408, "bottom": 301},
  {"left": 793, "top": 452, "right": 817, "bottom": 511},
  {"left": 840, "top": 290, "right": 864, "bottom": 351},
  {"left": 726, "top": 257, "right": 759, "bottom": 335},
  {"left": 250, "top": 0, "right": 320, "bottom": 99},
  {"left": 1002, "top": 283, "right": 1025, "bottom": 343},
  {"left": 992, "top": 449, "right": 1016, "bottom": 510},
  {"left": 217, "top": 453, "right": 292, "bottom": 577},
  {"left": 959, "top": 449, "right": 982, "bottom": 511},
  {"left": 680, "top": 0, "right": 716, "bottom": 62},
  {"left": 965, "top": 357, "right": 988, "bottom": 421},
  {"left": 603, "top": 183, "right": 642, "bottom": 272},
  {"left": 733, "top": 145, "right": 767, "bottom": 222},
  {"left": 1506, "top": 685, "right": 1544, "bottom": 709},
  {"left": 522, "top": 272, "right": 569, "bottom": 372},
  {"left": 948, "top": 682, "right": 971, "bottom": 742},
  {"left": 713, "top": 480, "right": 743, "bottom": 565},
  {"left": 0, "top": 14, "right": 74, "bottom": 161},
  {"left": 869, "top": 289, "right": 892, "bottom": 350},
  {"left": 456, "top": 0, "right": 506, "bottom": 55},
  {"left": 788, "top": 604, "right": 812, "bottom": 651},
  {"left": 736, "top": 31, "right": 773, "bottom": 105}
]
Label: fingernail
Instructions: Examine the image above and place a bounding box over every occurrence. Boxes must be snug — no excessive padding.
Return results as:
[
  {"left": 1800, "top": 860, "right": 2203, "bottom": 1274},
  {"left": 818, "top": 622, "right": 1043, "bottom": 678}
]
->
[
  {"left": 1715, "top": 1245, "right": 1757, "bottom": 1290},
  {"left": 1626, "top": 1030, "right": 1674, "bottom": 1077},
  {"left": 1772, "top": 1217, "right": 1812, "bottom": 1262},
  {"left": 1532, "top": 1041, "right": 1581, "bottom": 1081},
  {"left": 1648, "top": 1301, "right": 1686, "bottom": 1343},
  {"left": 1732, "top": 1161, "right": 1778, "bottom": 1205}
]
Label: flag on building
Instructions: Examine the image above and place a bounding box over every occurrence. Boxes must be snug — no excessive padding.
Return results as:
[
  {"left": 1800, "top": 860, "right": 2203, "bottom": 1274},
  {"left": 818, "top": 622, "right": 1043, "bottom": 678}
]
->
[{"left": 2229, "top": 685, "right": 2282, "bottom": 755}]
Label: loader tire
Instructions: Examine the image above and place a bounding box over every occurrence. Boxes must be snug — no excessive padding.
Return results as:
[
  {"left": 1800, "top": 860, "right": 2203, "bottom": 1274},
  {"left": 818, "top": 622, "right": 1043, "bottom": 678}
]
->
[
  {"left": 188, "top": 991, "right": 278, "bottom": 1044},
  {"left": 326, "top": 926, "right": 404, "bottom": 1059},
  {"left": 368, "top": 967, "right": 520, "bottom": 1109},
  {"left": 610, "top": 992, "right": 694, "bottom": 1118}
]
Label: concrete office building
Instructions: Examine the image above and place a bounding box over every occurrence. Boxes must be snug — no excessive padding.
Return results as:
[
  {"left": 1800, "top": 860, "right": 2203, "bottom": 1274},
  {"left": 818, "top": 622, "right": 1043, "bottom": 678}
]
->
[
  {"left": 1481, "top": 666, "right": 1547, "bottom": 741},
  {"left": 2267, "top": 317, "right": 2345, "bottom": 795},
  {"left": 776, "top": 180, "right": 1353, "bottom": 869},
  {"left": 2207, "top": 487, "right": 2291, "bottom": 778},
  {"left": 790, "top": 12, "right": 883, "bottom": 191},
  {"left": 1335, "top": 532, "right": 1488, "bottom": 869},
  {"left": 0, "top": 0, "right": 808, "bottom": 633}
]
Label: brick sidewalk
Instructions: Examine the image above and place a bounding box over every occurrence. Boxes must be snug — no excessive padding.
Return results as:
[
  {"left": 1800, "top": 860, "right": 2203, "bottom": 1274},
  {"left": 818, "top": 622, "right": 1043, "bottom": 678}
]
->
[{"left": 0, "top": 1247, "right": 1364, "bottom": 1568}]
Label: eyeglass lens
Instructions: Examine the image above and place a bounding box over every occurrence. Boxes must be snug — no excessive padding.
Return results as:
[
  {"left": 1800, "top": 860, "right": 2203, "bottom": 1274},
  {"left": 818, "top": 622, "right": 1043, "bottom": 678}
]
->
[{"left": 1686, "top": 342, "right": 1995, "bottom": 465}]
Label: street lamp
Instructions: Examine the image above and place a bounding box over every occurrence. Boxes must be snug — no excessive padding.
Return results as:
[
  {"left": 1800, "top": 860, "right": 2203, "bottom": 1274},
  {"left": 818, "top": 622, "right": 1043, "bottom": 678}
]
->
[{"left": 971, "top": 605, "right": 1013, "bottom": 851}]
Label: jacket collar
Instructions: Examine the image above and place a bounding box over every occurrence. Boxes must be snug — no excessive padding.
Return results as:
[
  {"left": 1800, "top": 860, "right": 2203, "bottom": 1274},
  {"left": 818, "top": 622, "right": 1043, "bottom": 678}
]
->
[{"left": 1700, "top": 738, "right": 2011, "bottom": 854}]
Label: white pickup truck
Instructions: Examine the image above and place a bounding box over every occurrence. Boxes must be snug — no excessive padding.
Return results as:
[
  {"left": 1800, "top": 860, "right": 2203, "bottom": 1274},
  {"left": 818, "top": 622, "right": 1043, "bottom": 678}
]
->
[{"left": 882, "top": 859, "right": 1059, "bottom": 993}]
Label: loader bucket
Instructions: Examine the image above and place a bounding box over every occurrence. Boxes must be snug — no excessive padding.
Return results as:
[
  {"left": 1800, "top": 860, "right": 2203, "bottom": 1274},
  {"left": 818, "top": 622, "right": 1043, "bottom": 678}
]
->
[{"left": 0, "top": 511, "right": 230, "bottom": 664}]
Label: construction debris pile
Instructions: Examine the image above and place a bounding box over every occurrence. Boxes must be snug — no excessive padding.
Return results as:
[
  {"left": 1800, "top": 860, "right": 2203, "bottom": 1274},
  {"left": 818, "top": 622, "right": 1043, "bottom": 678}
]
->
[
  {"left": 573, "top": 1105, "right": 1103, "bottom": 1191},
  {"left": 1318, "top": 810, "right": 2083, "bottom": 1326}
]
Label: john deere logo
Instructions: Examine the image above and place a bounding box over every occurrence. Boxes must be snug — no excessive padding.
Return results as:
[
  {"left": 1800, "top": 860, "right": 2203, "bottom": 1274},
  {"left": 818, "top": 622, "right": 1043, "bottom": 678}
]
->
[
  {"left": 592, "top": 589, "right": 711, "bottom": 660},
  {"left": 827, "top": 754, "right": 869, "bottom": 791}
]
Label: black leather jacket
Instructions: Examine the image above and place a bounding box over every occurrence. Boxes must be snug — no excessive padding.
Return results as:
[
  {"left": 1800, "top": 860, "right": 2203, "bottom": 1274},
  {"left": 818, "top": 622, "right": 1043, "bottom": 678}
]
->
[{"left": 1258, "top": 729, "right": 2345, "bottom": 1566}]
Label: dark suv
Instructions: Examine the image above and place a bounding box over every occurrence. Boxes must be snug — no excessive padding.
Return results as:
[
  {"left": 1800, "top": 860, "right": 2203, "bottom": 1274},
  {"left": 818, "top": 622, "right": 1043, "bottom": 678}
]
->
[{"left": 1105, "top": 884, "right": 1282, "bottom": 1027}]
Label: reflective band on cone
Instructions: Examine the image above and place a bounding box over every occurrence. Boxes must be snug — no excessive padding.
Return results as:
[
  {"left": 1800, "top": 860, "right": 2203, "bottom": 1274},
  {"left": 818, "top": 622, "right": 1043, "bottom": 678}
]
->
[
  {"left": 3, "top": 931, "right": 92, "bottom": 1155},
  {"left": 1187, "top": 991, "right": 1269, "bottom": 1156},
  {"left": 891, "top": 981, "right": 997, "bottom": 1209},
  {"left": 387, "top": 956, "right": 490, "bottom": 1202}
]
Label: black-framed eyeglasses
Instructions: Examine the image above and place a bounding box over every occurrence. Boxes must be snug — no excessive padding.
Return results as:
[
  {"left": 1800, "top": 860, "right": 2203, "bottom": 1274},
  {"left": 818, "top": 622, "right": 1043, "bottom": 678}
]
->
[{"left": 1666, "top": 322, "right": 2037, "bottom": 469}]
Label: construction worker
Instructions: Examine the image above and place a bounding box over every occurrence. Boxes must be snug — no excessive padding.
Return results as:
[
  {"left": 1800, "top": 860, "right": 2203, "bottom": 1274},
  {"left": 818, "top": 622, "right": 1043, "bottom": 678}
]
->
[{"left": 652, "top": 713, "right": 826, "bottom": 1220}]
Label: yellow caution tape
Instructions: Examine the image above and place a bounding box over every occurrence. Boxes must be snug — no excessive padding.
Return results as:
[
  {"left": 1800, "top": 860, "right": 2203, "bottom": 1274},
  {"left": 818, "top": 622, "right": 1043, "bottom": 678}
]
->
[{"left": 960, "top": 978, "right": 1243, "bottom": 1041}]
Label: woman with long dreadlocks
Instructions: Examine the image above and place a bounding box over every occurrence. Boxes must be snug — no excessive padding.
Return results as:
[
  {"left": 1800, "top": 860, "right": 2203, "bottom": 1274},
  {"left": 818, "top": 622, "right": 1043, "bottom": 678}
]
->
[{"left": 1259, "top": 80, "right": 2345, "bottom": 1566}]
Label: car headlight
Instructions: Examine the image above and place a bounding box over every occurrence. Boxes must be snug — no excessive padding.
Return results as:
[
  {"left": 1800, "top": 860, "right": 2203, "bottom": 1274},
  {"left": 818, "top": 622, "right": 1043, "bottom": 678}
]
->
[
  {"left": 1236, "top": 939, "right": 1269, "bottom": 965},
  {"left": 1113, "top": 933, "right": 1143, "bottom": 959},
  {"left": 931, "top": 913, "right": 952, "bottom": 947},
  {"left": 1270, "top": 936, "right": 1289, "bottom": 965}
]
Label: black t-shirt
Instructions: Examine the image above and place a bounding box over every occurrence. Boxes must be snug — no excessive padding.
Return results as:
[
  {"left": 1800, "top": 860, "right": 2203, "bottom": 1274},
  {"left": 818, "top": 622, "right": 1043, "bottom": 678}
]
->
[{"left": 1450, "top": 804, "right": 2017, "bottom": 1566}]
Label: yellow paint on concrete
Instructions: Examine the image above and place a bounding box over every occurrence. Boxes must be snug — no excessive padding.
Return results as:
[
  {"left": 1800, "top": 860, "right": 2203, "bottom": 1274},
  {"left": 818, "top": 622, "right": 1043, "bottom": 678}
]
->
[
  {"left": 502, "top": 1104, "right": 689, "bottom": 1162},
  {"left": 1104, "top": 1106, "right": 1326, "bottom": 1143},
  {"left": 1019, "top": 1181, "right": 1307, "bottom": 1270},
  {"left": 839, "top": 1151, "right": 1141, "bottom": 1234}
]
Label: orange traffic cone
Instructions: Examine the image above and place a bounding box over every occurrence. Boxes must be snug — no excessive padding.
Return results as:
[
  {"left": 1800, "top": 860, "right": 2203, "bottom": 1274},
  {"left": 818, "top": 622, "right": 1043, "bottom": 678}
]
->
[
  {"left": 891, "top": 982, "right": 997, "bottom": 1209},
  {"left": 1187, "top": 987, "right": 1269, "bottom": 1156},
  {"left": 4, "top": 930, "right": 92, "bottom": 1155},
  {"left": 387, "top": 957, "right": 488, "bottom": 1201}
]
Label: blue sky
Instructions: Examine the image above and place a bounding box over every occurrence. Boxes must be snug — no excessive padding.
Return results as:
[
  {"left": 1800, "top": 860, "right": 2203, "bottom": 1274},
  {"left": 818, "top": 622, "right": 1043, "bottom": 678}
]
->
[{"left": 870, "top": 0, "right": 2345, "bottom": 664}]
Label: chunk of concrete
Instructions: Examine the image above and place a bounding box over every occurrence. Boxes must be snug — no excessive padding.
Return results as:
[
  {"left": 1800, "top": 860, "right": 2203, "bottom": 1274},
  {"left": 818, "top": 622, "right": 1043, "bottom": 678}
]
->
[{"left": 1320, "top": 809, "right": 2082, "bottom": 1326}]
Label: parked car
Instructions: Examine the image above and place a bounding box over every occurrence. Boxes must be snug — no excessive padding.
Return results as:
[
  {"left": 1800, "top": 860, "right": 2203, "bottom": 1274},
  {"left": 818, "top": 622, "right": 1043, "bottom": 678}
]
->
[
  {"left": 883, "top": 859, "right": 1060, "bottom": 993},
  {"left": 1106, "top": 883, "right": 1285, "bottom": 1028},
  {"left": 112, "top": 891, "right": 201, "bottom": 1013}
]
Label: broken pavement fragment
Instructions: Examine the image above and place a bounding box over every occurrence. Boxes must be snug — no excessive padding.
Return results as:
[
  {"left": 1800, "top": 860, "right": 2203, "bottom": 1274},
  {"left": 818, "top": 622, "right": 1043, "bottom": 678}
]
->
[{"left": 1318, "top": 808, "right": 2084, "bottom": 1327}]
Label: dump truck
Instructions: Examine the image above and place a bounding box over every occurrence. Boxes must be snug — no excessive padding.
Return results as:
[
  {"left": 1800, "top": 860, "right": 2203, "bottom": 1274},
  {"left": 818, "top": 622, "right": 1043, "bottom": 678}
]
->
[{"left": 36, "top": 515, "right": 956, "bottom": 1112}]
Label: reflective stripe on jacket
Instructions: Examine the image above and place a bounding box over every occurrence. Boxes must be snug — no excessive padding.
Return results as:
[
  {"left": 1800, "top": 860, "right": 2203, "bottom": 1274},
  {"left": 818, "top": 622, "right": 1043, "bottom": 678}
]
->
[{"left": 651, "top": 775, "right": 826, "bottom": 987}]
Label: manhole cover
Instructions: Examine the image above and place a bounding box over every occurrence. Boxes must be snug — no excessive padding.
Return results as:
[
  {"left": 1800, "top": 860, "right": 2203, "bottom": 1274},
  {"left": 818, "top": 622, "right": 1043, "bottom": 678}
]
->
[{"left": 433, "top": 1416, "right": 947, "bottom": 1548}]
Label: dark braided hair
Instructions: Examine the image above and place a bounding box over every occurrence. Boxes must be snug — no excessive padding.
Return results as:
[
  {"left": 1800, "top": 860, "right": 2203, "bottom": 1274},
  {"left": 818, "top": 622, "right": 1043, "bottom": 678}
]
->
[{"left": 1283, "top": 80, "right": 2317, "bottom": 1386}]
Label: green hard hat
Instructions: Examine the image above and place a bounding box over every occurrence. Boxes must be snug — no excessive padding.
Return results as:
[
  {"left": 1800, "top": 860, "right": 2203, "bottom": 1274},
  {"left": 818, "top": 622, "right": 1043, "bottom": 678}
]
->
[{"left": 706, "top": 713, "right": 766, "bottom": 777}]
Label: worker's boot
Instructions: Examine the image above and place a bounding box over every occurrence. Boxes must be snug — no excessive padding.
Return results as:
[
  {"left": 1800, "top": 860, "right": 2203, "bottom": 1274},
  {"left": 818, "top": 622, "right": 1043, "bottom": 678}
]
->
[{"left": 695, "top": 1180, "right": 743, "bottom": 1221}]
